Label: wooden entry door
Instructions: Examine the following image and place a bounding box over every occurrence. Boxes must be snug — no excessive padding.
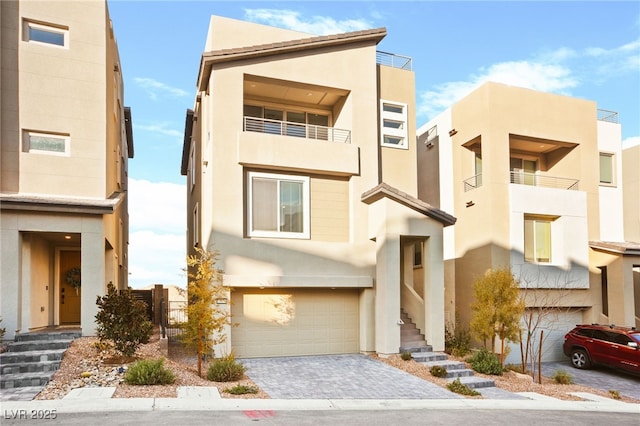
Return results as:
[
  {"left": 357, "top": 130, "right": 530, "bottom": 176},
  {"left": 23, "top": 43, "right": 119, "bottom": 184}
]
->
[{"left": 59, "top": 250, "right": 81, "bottom": 324}]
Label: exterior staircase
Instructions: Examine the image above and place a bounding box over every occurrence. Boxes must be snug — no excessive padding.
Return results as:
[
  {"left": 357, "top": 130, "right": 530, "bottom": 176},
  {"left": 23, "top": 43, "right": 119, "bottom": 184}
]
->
[
  {"left": 0, "top": 330, "right": 81, "bottom": 391},
  {"left": 399, "top": 310, "right": 494, "bottom": 389}
]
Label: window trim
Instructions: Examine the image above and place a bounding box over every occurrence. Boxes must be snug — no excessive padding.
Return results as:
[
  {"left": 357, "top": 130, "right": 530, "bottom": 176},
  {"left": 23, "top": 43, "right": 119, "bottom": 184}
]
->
[
  {"left": 599, "top": 152, "right": 615, "bottom": 186},
  {"left": 524, "top": 214, "right": 556, "bottom": 264},
  {"left": 23, "top": 130, "right": 70, "bottom": 156},
  {"left": 24, "top": 19, "right": 69, "bottom": 48},
  {"left": 247, "top": 171, "right": 310, "bottom": 239},
  {"left": 380, "top": 100, "right": 408, "bottom": 149}
]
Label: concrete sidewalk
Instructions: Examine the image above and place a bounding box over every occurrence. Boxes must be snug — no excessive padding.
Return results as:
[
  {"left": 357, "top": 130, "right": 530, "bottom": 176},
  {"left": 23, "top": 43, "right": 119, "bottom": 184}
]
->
[{"left": 1, "top": 387, "right": 638, "bottom": 414}]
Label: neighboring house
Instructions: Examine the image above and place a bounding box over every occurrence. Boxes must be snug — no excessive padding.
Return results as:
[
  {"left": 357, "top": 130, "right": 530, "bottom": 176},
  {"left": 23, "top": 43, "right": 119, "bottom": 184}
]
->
[
  {"left": 0, "top": 0, "right": 133, "bottom": 339},
  {"left": 181, "top": 16, "right": 455, "bottom": 358},
  {"left": 417, "top": 82, "right": 640, "bottom": 362}
]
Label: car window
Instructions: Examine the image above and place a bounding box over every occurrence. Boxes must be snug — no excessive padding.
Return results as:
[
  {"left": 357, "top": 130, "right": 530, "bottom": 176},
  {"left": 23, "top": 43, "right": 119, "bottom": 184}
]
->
[
  {"left": 613, "top": 334, "right": 632, "bottom": 345},
  {"left": 629, "top": 333, "right": 640, "bottom": 344},
  {"left": 592, "top": 330, "right": 610, "bottom": 341},
  {"left": 576, "top": 328, "right": 593, "bottom": 338}
]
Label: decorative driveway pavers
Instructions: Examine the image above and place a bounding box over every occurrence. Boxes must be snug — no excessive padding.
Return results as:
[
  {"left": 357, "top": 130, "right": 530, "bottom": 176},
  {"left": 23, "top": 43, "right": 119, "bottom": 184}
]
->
[
  {"left": 240, "top": 354, "right": 464, "bottom": 399},
  {"left": 542, "top": 360, "right": 640, "bottom": 400}
]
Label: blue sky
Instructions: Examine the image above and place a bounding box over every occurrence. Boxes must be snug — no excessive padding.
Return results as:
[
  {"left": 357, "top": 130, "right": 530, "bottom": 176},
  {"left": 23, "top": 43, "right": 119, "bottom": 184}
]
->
[{"left": 106, "top": 1, "right": 640, "bottom": 288}]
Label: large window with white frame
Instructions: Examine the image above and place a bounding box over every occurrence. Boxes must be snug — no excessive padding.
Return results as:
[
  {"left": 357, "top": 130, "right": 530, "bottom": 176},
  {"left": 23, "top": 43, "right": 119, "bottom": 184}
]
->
[
  {"left": 380, "top": 100, "right": 408, "bottom": 149},
  {"left": 24, "top": 20, "right": 68, "bottom": 47},
  {"left": 247, "top": 171, "right": 310, "bottom": 239},
  {"left": 524, "top": 214, "right": 556, "bottom": 263},
  {"left": 23, "top": 130, "right": 70, "bottom": 155}
]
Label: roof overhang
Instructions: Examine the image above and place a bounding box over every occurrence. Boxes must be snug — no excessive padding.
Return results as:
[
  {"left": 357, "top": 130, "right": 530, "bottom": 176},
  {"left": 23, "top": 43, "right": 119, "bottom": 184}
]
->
[
  {"left": 361, "top": 182, "right": 456, "bottom": 227},
  {"left": 197, "top": 27, "right": 387, "bottom": 92},
  {"left": 180, "top": 109, "right": 194, "bottom": 176},
  {"left": 124, "top": 106, "right": 134, "bottom": 158},
  {"left": 589, "top": 241, "right": 640, "bottom": 256},
  {"left": 0, "top": 192, "right": 125, "bottom": 215}
]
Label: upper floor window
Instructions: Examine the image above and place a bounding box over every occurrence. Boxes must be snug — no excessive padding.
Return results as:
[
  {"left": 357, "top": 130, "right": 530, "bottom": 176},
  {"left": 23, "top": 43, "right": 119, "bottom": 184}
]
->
[
  {"left": 510, "top": 157, "right": 537, "bottom": 185},
  {"left": 380, "top": 100, "right": 408, "bottom": 149},
  {"left": 23, "top": 130, "right": 69, "bottom": 156},
  {"left": 247, "top": 171, "right": 310, "bottom": 239},
  {"left": 524, "top": 214, "right": 555, "bottom": 264},
  {"left": 24, "top": 20, "right": 68, "bottom": 47},
  {"left": 244, "top": 105, "right": 330, "bottom": 140},
  {"left": 599, "top": 152, "right": 615, "bottom": 185}
]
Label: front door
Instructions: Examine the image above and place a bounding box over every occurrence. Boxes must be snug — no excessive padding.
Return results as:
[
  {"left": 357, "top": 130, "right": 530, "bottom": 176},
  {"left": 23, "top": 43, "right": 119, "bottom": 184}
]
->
[{"left": 59, "top": 250, "right": 81, "bottom": 324}]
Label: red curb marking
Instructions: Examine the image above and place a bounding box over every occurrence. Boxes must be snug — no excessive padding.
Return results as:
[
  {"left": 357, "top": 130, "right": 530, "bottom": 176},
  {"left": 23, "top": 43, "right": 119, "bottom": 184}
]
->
[{"left": 243, "top": 410, "right": 275, "bottom": 419}]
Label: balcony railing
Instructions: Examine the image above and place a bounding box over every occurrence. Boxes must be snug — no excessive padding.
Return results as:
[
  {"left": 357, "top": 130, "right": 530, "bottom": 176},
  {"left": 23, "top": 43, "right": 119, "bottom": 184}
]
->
[
  {"left": 244, "top": 117, "right": 351, "bottom": 144},
  {"left": 510, "top": 171, "right": 579, "bottom": 190},
  {"left": 464, "top": 172, "right": 580, "bottom": 192},
  {"left": 597, "top": 109, "right": 618, "bottom": 124},
  {"left": 376, "top": 51, "right": 412, "bottom": 71}
]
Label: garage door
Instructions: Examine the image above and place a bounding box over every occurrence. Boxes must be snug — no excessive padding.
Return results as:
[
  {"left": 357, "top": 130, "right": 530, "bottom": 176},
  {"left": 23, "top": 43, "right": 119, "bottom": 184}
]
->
[
  {"left": 506, "top": 309, "right": 584, "bottom": 364},
  {"left": 231, "top": 288, "right": 359, "bottom": 358}
]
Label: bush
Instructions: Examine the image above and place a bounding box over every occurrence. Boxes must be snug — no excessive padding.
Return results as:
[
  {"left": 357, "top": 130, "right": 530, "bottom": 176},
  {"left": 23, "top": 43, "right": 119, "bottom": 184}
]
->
[
  {"left": 447, "top": 378, "right": 480, "bottom": 396},
  {"left": 429, "top": 365, "right": 448, "bottom": 378},
  {"left": 552, "top": 370, "right": 572, "bottom": 385},
  {"left": 95, "top": 283, "right": 153, "bottom": 357},
  {"left": 609, "top": 390, "right": 621, "bottom": 400},
  {"left": 124, "top": 358, "right": 175, "bottom": 385},
  {"left": 0, "top": 317, "right": 6, "bottom": 342},
  {"left": 444, "top": 322, "right": 471, "bottom": 357},
  {"left": 468, "top": 348, "right": 503, "bottom": 376},
  {"left": 400, "top": 351, "right": 412, "bottom": 361},
  {"left": 224, "top": 384, "right": 259, "bottom": 395},
  {"left": 207, "top": 354, "right": 246, "bottom": 382}
]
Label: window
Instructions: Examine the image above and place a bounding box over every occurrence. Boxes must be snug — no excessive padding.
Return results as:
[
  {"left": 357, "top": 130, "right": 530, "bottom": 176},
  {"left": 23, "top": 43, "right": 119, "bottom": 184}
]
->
[
  {"left": 413, "top": 241, "right": 423, "bottom": 268},
  {"left": 24, "top": 20, "right": 68, "bottom": 47},
  {"left": 193, "top": 203, "right": 199, "bottom": 247},
  {"left": 380, "top": 100, "right": 408, "bottom": 149},
  {"left": 189, "top": 145, "right": 196, "bottom": 191},
  {"left": 598, "top": 266, "right": 609, "bottom": 317},
  {"left": 599, "top": 152, "right": 614, "bottom": 185},
  {"left": 243, "top": 105, "right": 330, "bottom": 140},
  {"left": 524, "top": 215, "right": 553, "bottom": 263},
  {"left": 23, "top": 131, "right": 69, "bottom": 155},
  {"left": 248, "top": 172, "right": 310, "bottom": 239},
  {"left": 511, "top": 157, "right": 537, "bottom": 185}
]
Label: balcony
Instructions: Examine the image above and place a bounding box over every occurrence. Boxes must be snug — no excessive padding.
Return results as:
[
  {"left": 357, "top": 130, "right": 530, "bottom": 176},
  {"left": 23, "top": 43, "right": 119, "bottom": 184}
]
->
[
  {"left": 244, "top": 117, "right": 351, "bottom": 144},
  {"left": 376, "top": 51, "right": 412, "bottom": 71},
  {"left": 597, "top": 109, "right": 618, "bottom": 124},
  {"left": 463, "top": 172, "right": 580, "bottom": 192}
]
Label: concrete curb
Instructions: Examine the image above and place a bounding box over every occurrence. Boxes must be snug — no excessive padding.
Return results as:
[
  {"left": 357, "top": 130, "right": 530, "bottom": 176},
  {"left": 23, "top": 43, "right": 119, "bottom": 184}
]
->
[{"left": 2, "top": 395, "right": 638, "bottom": 414}]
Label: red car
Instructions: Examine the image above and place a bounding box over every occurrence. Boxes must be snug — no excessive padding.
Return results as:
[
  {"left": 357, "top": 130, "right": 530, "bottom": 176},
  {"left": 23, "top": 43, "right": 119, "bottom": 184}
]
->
[{"left": 563, "top": 324, "right": 640, "bottom": 375}]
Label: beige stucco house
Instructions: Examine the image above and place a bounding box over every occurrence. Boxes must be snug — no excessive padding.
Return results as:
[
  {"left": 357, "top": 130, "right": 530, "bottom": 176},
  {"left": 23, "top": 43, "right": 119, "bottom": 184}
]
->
[
  {"left": 181, "top": 16, "right": 455, "bottom": 358},
  {"left": 417, "top": 82, "right": 640, "bottom": 362},
  {"left": 0, "top": 0, "right": 133, "bottom": 339}
]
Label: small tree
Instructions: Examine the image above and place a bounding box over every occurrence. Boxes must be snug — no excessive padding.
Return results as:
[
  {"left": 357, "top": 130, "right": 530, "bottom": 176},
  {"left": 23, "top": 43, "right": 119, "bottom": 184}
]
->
[
  {"left": 182, "top": 247, "right": 231, "bottom": 377},
  {"left": 95, "top": 283, "right": 153, "bottom": 358},
  {"left": 470, "top": 268, "right": 524, "bottom": 366}
]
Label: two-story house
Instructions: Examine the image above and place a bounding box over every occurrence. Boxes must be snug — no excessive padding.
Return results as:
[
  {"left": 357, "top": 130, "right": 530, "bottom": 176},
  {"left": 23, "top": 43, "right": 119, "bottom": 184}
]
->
[
  {"left": 181, "top": 16, "right": 455, "bottom": 358},
  {"left": 417, "top": 82, "right": 640, "bottom": 362},
  {"left": 0, "top": 0, "right": 133, "bottom": 339}
]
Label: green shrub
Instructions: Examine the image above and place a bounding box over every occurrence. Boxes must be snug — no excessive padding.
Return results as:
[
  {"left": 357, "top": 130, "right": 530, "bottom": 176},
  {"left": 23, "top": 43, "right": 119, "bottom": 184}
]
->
[
  {"left": 447, "top": 378, "right": 480, "bottom": 396},
  {"left": 444, "top": 322, "right": 472, "bottom": 357},
  {"left": 224, "top": 384, "right": 258, "bottom": 395},
  {"left": 609, "top": 390, "right": 621, "bottom": 400},
  {"left": 207, "top": 354, "right": 246, "bottom": 382},
  {"left": 400, "top": 351, "right": 412, "bottom": 361},
  {"left": 429, "top": 365, "right": 448, "bottom": 378},
  {"left": 95, "top": 283, "right": 153, "bottom": 357},
  {"left": 0, "top": 317, "right": 6, "bottom": 343},
  {"left": 552, "top": 370, "right": 572, "bottom": 385},
  {"left": 468, "top": 348, "right": 503, "bottom": 375},
  {"left": 124, "top": 358, "right": 175, "bottom": 385}
]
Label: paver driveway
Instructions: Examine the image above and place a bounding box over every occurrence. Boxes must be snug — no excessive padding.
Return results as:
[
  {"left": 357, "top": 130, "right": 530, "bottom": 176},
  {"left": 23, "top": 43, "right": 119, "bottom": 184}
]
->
[{"left": 240, "top": 354, "right": 463, "bottom": 399}]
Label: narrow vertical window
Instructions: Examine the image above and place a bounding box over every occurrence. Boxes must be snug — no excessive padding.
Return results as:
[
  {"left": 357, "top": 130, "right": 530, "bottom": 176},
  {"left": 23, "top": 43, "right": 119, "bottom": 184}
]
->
[
  {"left": 598, "top": 266, "right": 609, "bottom": 316},
  {"left": 524, "top": 215, "right": 554, "bottom": 263},
  {"left": 380, "top": 100, "right": 408, "bottom": 149},
  {"left": 599, "top": 152, "right": 614, "bottom": 185}
]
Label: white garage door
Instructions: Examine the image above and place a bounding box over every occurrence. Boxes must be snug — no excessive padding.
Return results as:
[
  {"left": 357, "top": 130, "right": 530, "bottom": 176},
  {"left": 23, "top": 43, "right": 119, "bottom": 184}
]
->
[
  {"left": 231, "top": 288, "right": 359, "bottom": 358},
  {"left": 505, "top": 309, "right": 584, "bottom": 364}
]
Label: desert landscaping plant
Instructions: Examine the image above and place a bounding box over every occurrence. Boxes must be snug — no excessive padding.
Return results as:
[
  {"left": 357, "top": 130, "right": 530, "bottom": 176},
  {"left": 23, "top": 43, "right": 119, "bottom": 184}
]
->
[
  {"left": 609, "top": 390, "right": 621, "bottom": 400},
  {"left": 95, "top": 283, "right": 153, "bottom": 358},
  {"left": 400, "top": 351, "right": 412, "bottom": 361},
  {"left": 444, "top": 319, "right": 472, "bottom": 357},
  {"left": 207, "top": 353, "right": 246, "bottom": 382},
  {"left": 447, "top": 378, "right": 480, "bottom": 396},
  {"left": 429, "top": 365, "right": 448, "bottom": 378},
  {"left": 470, "top": 268, "right": 524, "bottom": 366},
  {"left": 552, "top": 370, "right": 573, "bottom": 385},
  {"left": 124, "top": 358, "right": 175, "bottom": 385},
  {"left": 182, "top": 247, "right": 231, "bottom": 377},
  {"left": 224, "top": 384, "right": 259, "bottom": 395},
  {"left": 468, "top": 348, "right": 503, "bottom": 375}
]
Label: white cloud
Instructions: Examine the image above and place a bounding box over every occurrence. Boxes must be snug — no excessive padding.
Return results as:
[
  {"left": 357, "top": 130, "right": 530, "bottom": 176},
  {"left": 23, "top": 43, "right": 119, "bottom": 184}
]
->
[
  {"left": 128, "top": 179, "right": 186, "bottom": 288},
  {"left": 135, "top": 122, "right": 183, "bottom": 139},
  {"left": 133, "top": 77, "right": 189, "bottom": 101},
  {"left": 622, "top": 136, "right": 640, "bottom": 149},
  {"left": 244, "top": 8, "right": 372, "bottom": 35},
  {"left": 418, "top": 59, "right": 577, "bottom": 120}
]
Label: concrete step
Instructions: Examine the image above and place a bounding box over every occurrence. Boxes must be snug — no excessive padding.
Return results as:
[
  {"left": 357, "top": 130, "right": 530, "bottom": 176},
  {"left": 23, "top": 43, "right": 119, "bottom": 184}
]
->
[
  {"left": 448, "top": 376, "right": 496, "bottom": 389},
  {"left": 408, "top": 351, "right": 448, "bottom": 362},
  {"left": 15, "top": 331, "right": 80, "bottom": 342},
  {"left": 0, "top": 360, "right": 61, "bottom": 375},
  {"left": 0, "top": 349, "right": 66, "bottom": 364},
  {"left": 420, "top": 359, "right": 467, "bottom": 370},
  {"left": 399, "top": 343, "right": 433, "bottom": 353},
  {"left": 446, "top": 368, "right": 475, "bottom": 379},
  {"left": 0, "top": 371, "right": 55, "bottom": 390},
  {"left": 7, "top": 339, "right": 73, "bottom": 352}
]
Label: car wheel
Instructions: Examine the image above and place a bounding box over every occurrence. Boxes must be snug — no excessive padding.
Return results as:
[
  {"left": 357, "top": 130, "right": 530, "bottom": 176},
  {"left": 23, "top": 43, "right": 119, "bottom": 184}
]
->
[{"left": 570, "top": 349, "right": 591, "bottom": 369}]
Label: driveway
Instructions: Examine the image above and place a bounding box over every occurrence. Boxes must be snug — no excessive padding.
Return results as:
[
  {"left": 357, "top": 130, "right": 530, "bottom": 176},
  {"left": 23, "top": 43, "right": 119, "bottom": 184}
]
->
[
  {"left": 240, "top": 354, "right": 464, "bottom": 399},
  {"left": 542, "top": 360, "right": 640, "bottom": 400}
]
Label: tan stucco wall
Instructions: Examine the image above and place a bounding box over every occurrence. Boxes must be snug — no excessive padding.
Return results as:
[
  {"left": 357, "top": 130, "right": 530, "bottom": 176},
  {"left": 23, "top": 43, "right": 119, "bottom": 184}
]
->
[{"left": 623, "top": 144, "right": 640, "bottom": 242}]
